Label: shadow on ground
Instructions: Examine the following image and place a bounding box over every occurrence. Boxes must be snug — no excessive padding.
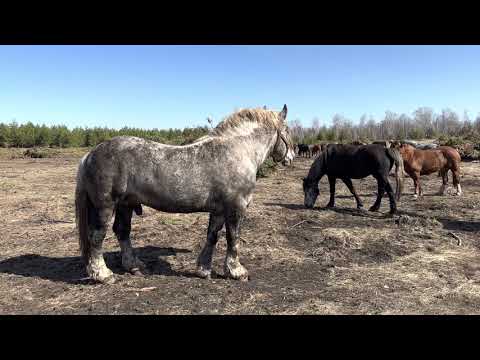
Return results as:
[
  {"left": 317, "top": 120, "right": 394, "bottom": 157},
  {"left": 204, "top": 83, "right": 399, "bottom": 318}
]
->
[{"left": 0, "top": 246, "right": 192, "bottom": 284}]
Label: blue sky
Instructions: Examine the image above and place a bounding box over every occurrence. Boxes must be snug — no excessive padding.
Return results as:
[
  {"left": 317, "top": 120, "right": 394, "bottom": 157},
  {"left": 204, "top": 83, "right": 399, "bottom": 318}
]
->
[{"left": 0, "top": 45, "right": 479, "bottom": 129}]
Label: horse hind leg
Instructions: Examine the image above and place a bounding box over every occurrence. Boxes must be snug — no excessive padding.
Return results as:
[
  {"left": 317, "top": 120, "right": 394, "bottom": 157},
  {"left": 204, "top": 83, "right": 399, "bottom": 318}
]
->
[
  {"left": 452, "top": 168, "right": 462, "bottom": 196},
  {"left": 412, "top": 172, "right": 421, "bottom": 199},
  {"left": 370, "top": 176, "right": 386, "bottom": 212},
  {"left": 383, "top": 177, "right": 397, "bottom": 214},
  {"left": 112, "top": 204, "right": 147, "bottom": 276},
  {"left": 86, "top": 206, "right": 115, "bottom": 284},
  {"left": 437, "top": 169, "right": 448, "bottom": 195}
]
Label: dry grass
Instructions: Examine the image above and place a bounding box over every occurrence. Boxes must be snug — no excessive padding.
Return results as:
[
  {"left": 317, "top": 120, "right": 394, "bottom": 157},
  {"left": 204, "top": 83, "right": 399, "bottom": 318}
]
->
[{"left": 0, "top": 147, "right": 479, "bottom": 314}]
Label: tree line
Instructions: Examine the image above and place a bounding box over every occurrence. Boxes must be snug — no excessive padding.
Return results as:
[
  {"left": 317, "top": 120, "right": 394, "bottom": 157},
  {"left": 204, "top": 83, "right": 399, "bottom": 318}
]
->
[
  {"left": 2, "top": 107, "right": 479, "bottom": 149},
  {"left": 0, "top": 122, "right": 210, "bottom": 148},
  {"left": 289, "top": 107, "right": 480, "bottom": 144}
]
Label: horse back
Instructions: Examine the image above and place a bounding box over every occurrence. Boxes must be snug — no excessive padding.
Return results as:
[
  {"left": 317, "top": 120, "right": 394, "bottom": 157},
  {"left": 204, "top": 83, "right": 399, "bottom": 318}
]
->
[
  {"left": 408, "top": 148, "right": 449, "bottom": 175},
  {"left": 325, "top": 144, "right": 390, "bottom": 178}
]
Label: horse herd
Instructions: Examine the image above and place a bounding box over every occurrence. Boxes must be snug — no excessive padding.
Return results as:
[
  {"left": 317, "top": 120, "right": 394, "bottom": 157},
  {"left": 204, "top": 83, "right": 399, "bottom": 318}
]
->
[{"left": 75, "top": 105, "right": 462, "bottom": 285}]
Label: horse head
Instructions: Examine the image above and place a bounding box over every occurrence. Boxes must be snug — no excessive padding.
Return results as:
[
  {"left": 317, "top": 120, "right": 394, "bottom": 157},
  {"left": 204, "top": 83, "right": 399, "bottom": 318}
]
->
[{"left": 271, "top": 105, "right": 295, "bottom": 165}]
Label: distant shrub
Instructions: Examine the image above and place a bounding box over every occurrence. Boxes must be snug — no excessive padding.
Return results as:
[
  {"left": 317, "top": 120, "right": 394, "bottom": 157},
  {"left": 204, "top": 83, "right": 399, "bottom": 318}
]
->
[{"left": 22, "top": 148, "right": 59, "bottom": 158}]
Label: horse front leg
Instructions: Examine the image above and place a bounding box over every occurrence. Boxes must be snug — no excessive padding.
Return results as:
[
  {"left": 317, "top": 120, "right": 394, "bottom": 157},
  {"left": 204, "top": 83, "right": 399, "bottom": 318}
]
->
[
  {"left": 196, "top": 212, "right": 225, "bottom": 279},
  {"left": 326, "top": 176, "right": 336, "bottom": 208},
  {"left": 224, "top": 206, "right": 248, "bottom": 281},
  {"left": 341, "top": 177, "right": 363, "bottom": 209}
]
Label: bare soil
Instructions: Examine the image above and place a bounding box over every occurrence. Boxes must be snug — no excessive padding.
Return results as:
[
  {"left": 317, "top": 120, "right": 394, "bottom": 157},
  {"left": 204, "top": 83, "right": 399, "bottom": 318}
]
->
[{"left": 1, "top": 149, "right": 480, "bottom": 314}]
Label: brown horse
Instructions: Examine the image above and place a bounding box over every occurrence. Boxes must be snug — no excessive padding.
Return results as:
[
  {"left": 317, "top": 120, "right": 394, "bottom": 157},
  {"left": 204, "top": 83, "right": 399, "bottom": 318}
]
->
[
  {"left": 311, "top": 144, "right": 321, "bottom": 157},
  {"left": 393, "top": 143, "right": 462, "bottom": 198}
]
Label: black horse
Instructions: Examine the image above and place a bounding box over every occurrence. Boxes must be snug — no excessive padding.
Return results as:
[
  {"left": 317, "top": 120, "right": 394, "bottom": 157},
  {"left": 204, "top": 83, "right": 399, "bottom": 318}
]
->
[
  {"left": 302, "top": 144, "right": 404, "bottom": 214},
  {"left": 297, "top": 144, "right": 311, "bottom": 157}
]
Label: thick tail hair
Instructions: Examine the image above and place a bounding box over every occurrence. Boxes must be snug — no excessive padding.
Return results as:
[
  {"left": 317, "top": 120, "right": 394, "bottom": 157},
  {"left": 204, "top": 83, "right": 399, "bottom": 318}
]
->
[
  {"left": 75, "top": 154, "right": 91, "bottom": 263},
  {"left": 387, "top": 148, "right": 404, "bottom": 201}
]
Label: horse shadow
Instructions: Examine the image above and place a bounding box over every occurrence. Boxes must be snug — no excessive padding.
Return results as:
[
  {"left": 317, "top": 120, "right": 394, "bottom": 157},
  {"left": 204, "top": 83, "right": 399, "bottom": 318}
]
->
[
  {"left": 394, "top": 209, "right": 480, "bottom": 232},
  {"left": 0, "top": 246, "right": 194, "bottom": 284},
  {"left": 335, "top": 194, "right": 376, "bottom": 199},
  {"left": 264, "top": 202, "right": 390, "bottom": 218},
  {"left": 437, "top": 219, "right": 480, "bottom": 232},
  {"left": 264, "top": 202, "right": 306, "bottom": 210}
]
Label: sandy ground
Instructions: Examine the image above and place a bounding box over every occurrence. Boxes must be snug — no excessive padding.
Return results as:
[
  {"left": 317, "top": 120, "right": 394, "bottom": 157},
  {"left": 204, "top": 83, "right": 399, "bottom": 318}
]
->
[{"left": 0, "top": 149, "right": 479, "bottom": 314}]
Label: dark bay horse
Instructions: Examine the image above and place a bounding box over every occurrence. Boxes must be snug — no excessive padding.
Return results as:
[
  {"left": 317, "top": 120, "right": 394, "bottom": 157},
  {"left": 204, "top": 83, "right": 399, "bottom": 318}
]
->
[
  {"left": 311, "top": 144, "right": 321, "bottom": 157},
  {"left": 75, "top": 105, "right": 295, "bottom": 284},
  {"left": 303, "top": 144, "right": 404, "bottom": 214},
  {"left": 297, "top": 144, "right": 311, "bottom": 157},
  {"left": 392, "top": 143, "right": 462, "bottom": 197}
]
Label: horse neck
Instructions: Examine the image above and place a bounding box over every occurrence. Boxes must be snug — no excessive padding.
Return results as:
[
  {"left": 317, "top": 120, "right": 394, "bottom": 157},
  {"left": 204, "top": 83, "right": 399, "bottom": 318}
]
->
[
  {"left": 223, "top": 127, "right": 279, "bottom": 168},
  {"left": 402, "top": 147, "right": 414, "bottom": 162},
  {"left": 307, "top": 152, "right": 325, "bottom": 183}
]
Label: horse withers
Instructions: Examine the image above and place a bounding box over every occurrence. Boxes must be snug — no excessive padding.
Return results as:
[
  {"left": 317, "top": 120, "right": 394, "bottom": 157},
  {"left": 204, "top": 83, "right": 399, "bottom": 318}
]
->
[
  {"left": 391, "top": 143, "right": 462, "bottom": 198},
  {"left": 303, "top": 144, "right": 404, "bottom": 214},
  {"left": 75, "top": 105, "right": 295, "bottom": 284}
]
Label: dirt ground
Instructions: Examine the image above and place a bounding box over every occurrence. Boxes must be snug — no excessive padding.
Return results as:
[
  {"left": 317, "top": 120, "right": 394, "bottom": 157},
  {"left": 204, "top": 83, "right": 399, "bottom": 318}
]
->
[{"left": 1, "top": 149, "right": 480, "bottom": 314}]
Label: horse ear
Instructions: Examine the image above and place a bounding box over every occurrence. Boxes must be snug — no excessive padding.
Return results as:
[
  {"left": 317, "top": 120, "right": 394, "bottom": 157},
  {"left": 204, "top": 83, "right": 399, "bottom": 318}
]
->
[{"left": 279, "top": 104, "right": 288, "bottom": 122}]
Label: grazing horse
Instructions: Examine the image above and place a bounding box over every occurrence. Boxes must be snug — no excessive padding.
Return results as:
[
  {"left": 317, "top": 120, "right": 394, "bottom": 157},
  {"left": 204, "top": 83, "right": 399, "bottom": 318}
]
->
[
  {"left": 297, "top": 144, "right": 311, "bottom": 157},
  {"left": 311, "top": 144, "right": 321, "bottom": 157},
  {"left": 392, "top": 143, "right": 462, "bottom": 198},
  {"left": 303, "top": 144, "right": 404, "bottom": 214},
  {"left": 75, "top": 105, "right": 295, "bottom": 284}
]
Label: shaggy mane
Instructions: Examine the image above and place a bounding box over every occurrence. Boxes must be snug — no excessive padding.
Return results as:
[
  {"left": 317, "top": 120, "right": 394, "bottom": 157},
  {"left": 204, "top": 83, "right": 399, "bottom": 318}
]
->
[{"left": 212, "top": 108, "right": 283, "bottom": 136}]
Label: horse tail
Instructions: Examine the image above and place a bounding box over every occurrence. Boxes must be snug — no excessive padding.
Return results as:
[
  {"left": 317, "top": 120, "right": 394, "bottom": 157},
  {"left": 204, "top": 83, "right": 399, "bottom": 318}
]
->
[
  {"left": 75, "top": 153, "right": 91, "bottom": 262},
  {"left": 387, "top": 148, "right": 404, "bottom": 201}
]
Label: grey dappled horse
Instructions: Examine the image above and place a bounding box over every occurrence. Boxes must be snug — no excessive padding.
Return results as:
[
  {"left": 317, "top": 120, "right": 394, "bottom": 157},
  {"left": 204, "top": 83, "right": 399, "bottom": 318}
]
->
[{"left": 75, "top": 105, "right": 295, "bottom": 284}]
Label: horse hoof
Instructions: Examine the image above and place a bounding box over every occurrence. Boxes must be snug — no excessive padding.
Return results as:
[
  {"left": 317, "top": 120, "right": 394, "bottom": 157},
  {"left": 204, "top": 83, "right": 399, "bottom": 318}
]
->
[
  {"left": 239, "top": 274, "right": 249, "bottom": 282},
  {"left": 369, "top": 207, "right": 379, "bottom": 212},
  {"left": 326, "top": 204, "right": 335, "bottom": 209},
  {"left": 93, "top": 274, "right": 115, "bottom": 285},
  {"left": 130, "top": 268, "right": 147, "bottom": 277},
  {"left": 104, "top": 275, "right": 116, "bottom": 284},
  {"left": 224, "top": 261, "right": 249, "bottom": 281},
  {"left": 196, "top": 267, "right": 212, "bottom": 279}
]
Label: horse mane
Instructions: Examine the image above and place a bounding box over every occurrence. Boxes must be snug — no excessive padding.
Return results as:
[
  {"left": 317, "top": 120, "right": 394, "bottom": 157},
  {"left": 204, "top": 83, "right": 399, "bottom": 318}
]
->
[{"left": 212, "top": 108, "right": 283, "bottom": 137}]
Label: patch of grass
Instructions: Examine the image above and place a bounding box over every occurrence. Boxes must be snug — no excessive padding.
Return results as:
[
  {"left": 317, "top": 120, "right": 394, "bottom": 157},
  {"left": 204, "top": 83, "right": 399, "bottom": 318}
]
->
[
  {"left": 157, "top": 215, "right": 183, "bottom": 225},
  {"left": 257, "top": 158, "right": 277, "bottom": 178},
  {"left": 0, "top": 181, "right": 15, "bottom": 191},
  {"left": 0, "top": 147, "right": 90, "bottom": 160}
]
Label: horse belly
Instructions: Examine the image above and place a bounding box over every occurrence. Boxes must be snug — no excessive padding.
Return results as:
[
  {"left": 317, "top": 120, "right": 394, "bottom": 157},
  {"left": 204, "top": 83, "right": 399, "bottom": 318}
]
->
[
  {"left": 132, "top": 180, "right": 211, "bottom": 213},
  {"left": 141, "top": 190, "right": 210, "bottom": 213}
]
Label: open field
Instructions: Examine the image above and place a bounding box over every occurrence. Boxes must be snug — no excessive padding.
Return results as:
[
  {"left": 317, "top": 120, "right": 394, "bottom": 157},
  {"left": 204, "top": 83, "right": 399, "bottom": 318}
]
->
[{"left": 0, "top": 149, "right": 480, "bottom": 314}]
